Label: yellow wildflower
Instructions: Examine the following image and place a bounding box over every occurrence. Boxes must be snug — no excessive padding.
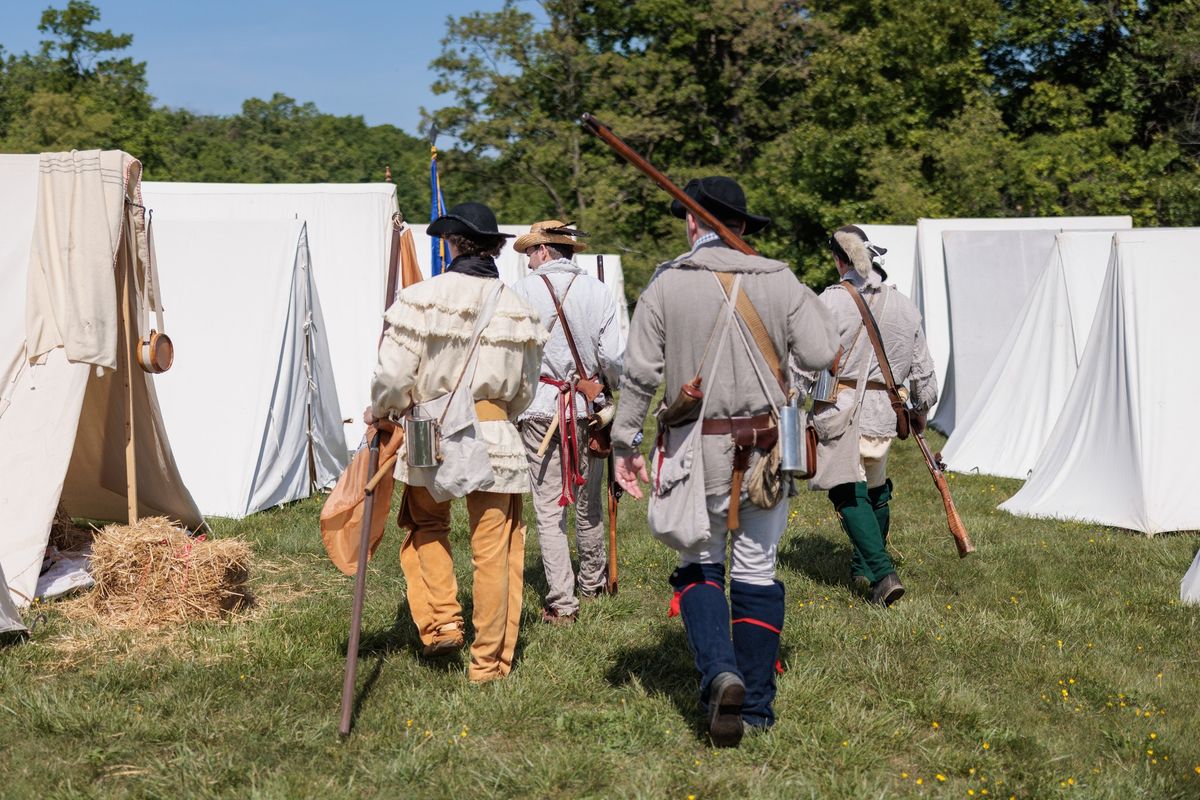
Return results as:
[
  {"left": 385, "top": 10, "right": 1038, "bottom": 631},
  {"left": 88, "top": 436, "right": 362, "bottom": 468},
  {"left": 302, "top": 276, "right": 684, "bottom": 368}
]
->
[
  {"left": 932, "top": 721, "right": 940, "bottom": 729},
  {"left": 936, "top": 774, "right": 946, "bottom": 782},
  {"left": 982, "top": 742, "right": 990, "bottom": 750}
]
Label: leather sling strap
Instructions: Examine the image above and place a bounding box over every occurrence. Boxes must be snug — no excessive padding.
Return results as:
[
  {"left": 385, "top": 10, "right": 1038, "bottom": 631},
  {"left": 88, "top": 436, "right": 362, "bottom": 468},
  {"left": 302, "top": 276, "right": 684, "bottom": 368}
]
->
[
  {"left": 841, "top": 280, "right": 910, "bottom": 438},
  {"left": 539, "top": 274, "right": 593, "bottom": 381},
  {"left": 715, "top": 271, "right": 785, "bottom": 392}
]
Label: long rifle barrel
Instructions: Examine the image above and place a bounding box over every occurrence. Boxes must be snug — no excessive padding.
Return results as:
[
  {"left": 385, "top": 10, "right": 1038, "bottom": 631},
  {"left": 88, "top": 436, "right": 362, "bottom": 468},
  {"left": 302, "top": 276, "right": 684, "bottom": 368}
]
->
[{"left": 580, "top": 113, "right": 756, "bottom": 256}]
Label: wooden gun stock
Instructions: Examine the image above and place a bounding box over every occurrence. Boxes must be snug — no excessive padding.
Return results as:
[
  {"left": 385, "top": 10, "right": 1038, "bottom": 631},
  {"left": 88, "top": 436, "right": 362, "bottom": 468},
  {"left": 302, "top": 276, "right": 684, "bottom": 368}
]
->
[
  {"left": 580, "top": 113, "right": 757, "bottom": 256},
  {"left": 913, "top": 429, "right": 974, "bottom": 557}
]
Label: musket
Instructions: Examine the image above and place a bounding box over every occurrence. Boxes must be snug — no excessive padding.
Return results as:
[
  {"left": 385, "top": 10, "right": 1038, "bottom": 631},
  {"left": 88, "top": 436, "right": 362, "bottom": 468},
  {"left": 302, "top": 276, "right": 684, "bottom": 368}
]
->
[
  {"left": 583, "top": 112, "right": 973, "bottom": 558},
  {"left": 908, "top": 408, "right": 974, "bottom": 558},
  {"left": 598, "top": 254, "right": 621, "bottom": 595},
  {"left": 581, "top": 113, "right": 756, "bottom": 257},
  {"left": 581, "top": 113, "right": 739, "bottom": 425}
]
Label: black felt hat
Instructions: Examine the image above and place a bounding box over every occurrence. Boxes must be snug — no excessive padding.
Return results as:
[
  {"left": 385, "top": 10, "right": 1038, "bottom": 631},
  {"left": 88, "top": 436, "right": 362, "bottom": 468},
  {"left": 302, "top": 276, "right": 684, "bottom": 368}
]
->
[
  {"left": 669, "top": 176, "right": 771, "bottom": 235},
  {"left": 427, "top": 202, "right": 514, "bottom": 239}
]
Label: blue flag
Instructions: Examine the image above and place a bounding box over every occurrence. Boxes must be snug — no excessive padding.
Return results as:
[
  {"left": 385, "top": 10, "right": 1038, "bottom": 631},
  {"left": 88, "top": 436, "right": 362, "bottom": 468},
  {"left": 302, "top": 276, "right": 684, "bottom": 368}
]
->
[{"left": 430, "top": 147, "right": 449, "bottom": 275}]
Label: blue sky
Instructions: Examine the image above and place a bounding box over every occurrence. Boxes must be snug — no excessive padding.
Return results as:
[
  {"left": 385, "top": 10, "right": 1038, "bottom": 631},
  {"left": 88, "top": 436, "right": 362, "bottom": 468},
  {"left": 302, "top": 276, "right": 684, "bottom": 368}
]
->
[{"left": 0, "top": 0, "right": 543, "bottom": 135}]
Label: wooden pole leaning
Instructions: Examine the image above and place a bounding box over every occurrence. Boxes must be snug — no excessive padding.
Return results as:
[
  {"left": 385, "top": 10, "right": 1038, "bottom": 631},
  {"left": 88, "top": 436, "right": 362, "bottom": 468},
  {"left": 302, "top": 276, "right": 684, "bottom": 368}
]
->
[
  {"left": 120, "top": 224, "right": 139, "bottom": 523},
  {"left": 338, "top": 430, "right": 382, "bottom": 738},
  {"left": 340, "top": 211, "right": 408, "bottom": 737}
]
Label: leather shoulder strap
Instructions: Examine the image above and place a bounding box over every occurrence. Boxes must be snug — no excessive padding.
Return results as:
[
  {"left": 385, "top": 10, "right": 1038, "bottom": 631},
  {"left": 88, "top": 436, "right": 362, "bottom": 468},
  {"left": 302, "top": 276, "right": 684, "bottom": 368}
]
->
[
  {"left": 539, "top": 274, "right": 591, "bottom": 380},
  {"left": 842, "top": 281, "right": 900, "bottom": 398},
  {"left": 715, "top": 271, "right": 785, "bottom": 391}
]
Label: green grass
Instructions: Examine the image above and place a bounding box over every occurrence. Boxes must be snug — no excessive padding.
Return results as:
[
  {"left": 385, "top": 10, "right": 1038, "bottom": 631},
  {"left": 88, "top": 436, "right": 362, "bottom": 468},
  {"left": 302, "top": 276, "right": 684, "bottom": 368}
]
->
[{"left": 2, "top": 430, "right": 1199, "bottom": 799}]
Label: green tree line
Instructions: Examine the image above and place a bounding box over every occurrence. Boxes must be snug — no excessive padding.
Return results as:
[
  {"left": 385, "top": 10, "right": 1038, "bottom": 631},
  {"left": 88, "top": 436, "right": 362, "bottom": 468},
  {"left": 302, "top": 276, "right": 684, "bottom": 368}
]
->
[{"left": 3, "top": 0, "right": 1198, "bottom": 292}]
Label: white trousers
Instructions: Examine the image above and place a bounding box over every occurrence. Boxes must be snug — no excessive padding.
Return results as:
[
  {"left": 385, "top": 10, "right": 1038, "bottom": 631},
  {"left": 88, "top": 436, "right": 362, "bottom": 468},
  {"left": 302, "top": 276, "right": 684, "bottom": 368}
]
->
[{"left": 676, "top": 494, "right": 789, "bottom": 586}]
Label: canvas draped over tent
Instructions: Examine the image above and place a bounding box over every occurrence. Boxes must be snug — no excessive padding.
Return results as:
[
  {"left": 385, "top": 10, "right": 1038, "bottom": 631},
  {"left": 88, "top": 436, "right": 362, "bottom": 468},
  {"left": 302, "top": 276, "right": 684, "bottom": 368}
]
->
[
  {"left": 151, "top": 218, "right": 347, "bottom": 518},
  {"left": 911, "top": 215, "right": 1133, "bottom": 417},
  {"left": 140, "top": 182, "right": 398, "bottom": 454},
  {"left": 0, "top": 561, "right": 22, "bottom": 633},
  {"left": 931, "top": 229, "right": 1060, "bottom": 435},
  {"left": 1000, "top": 229, "right": 1200, "bottom": 534},
  {"left": 942, "top": 232, "right": 1115, "bottom": 478},
  {"left": 1, "top": 151, "right": 202, "bottom": 609}
]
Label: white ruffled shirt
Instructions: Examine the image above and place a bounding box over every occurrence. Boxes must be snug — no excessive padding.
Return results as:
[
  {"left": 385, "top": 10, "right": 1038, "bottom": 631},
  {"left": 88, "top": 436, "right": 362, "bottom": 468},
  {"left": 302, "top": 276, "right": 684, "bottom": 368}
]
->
[{"left": 371, "top": 272, "right": 547, "bottom": 494}]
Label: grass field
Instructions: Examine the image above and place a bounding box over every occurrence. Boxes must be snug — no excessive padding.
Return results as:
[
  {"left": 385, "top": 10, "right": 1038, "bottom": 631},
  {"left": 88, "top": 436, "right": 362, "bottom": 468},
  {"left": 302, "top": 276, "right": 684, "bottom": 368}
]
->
[{"left": 2, "top": 430, "right": 1199, "bottom": 799}]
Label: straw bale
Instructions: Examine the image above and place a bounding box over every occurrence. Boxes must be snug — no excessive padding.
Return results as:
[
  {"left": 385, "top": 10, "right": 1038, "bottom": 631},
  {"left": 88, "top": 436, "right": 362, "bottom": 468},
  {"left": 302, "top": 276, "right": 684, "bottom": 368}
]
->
[
  {"left": 50, "top": 502, "right": 94, "bottom": 553},
  {"left": 86, "top": 517, "right": 252, "bottom": 627}
]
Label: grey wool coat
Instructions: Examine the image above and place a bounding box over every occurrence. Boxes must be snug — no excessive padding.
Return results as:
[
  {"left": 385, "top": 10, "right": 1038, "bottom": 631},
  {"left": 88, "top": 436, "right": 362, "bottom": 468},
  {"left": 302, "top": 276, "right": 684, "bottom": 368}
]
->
[
  {"left": 612, "top": 241, "right": 839, "bottom": 497},
  {"left": 806, "top": 267, "right": 938, "bottom": 490}
]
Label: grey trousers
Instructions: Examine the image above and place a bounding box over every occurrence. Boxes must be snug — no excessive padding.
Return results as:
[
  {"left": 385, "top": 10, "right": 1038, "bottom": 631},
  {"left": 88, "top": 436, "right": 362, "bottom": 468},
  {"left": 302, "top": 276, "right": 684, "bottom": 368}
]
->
[{"left": 521, "top": 417, "right": 607, "bottom": 615}]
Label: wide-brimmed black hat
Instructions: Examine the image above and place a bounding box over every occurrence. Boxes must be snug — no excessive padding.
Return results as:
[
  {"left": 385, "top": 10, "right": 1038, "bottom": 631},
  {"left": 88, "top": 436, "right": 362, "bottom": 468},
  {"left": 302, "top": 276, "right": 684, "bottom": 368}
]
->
[
  {"left": 669, "top": 176, "right": 771, "bottom": 235},
  {"left": 427, "top": 202, "right": 515, "bottom": 239}
]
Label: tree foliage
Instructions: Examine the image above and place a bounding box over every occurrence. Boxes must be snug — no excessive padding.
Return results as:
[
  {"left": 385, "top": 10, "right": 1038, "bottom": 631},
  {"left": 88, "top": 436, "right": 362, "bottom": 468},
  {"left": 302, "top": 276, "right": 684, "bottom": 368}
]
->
[
  {"left": 428, "top": 0, "right": 1200, "bottom": 289},
  {"left": 2, "top": 0, "right": 1198, "bottom": 294}
]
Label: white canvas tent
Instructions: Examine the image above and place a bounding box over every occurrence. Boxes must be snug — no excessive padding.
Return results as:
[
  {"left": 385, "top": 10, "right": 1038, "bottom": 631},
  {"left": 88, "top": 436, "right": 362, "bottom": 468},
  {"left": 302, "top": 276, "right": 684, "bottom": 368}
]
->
[
  {"left": 0, "top": 561, "right": 22, "bottom": 633},
  {"left": 1182, "top": 550, "right": 1200, "bottom": 605},
  {"left": 858, "top": 224, "right": 916, "bottom": 298},
  {"left": 942, "top": 232, "right": 1115, "bottom": 478},
  {"left": 912, "top": 216, "right": 1133, "bottom": 416},
  {"left": 1, "top": 152, "right": 202, "bottom": 610},
  {"left": 408, "top": 223, "right": 631, "bottom": 337},
  {"left": 141, "top": 182, "right": 399, "bottom": 453},
  {"left": 1000, "top": 229, "right": 1200, "bottom": 534},
  {"left": 151, "top": 218, "right": 347, "bottom": 518},
  {"left": 930, "top": 229, "right": 1060, "bottom": 435}
]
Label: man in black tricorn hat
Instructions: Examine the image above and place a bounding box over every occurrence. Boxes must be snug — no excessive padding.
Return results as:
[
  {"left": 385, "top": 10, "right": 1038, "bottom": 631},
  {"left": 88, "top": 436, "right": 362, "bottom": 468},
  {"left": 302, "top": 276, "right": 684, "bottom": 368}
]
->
[
  {"left": 610, "top": 176, "right": 838, "bottom": 746},
  {"left": 368, "top": 201, "right": 546, "bottom": 683}
]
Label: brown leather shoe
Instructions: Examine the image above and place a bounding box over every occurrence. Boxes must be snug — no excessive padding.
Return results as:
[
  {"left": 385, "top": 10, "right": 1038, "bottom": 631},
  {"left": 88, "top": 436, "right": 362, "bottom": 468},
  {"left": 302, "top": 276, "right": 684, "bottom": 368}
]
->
[
  {"left": 871, "top": 573, "right": 905, "bottom": 607},
  {"left": 707, "top": 671, "right": 746, "bottom": 748},
  {"left": 541, "top": 607, "right": 578, "bottom": 625},
  {"left": 421, "top": 623, "right": 465, "bottom": 658}
]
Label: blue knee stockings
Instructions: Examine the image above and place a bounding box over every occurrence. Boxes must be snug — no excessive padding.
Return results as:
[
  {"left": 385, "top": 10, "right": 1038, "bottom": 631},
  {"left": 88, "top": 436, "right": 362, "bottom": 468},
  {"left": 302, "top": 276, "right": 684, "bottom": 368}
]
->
[{"left": 731, "top": 579, "right": 785, "bottom": 728}]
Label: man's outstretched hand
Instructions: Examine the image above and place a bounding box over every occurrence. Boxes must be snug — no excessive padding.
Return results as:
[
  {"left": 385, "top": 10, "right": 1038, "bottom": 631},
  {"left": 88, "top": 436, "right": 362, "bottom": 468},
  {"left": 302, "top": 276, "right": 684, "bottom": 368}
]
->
[{"left": 615, "top": 453, "right": 650, "bottom": 500}]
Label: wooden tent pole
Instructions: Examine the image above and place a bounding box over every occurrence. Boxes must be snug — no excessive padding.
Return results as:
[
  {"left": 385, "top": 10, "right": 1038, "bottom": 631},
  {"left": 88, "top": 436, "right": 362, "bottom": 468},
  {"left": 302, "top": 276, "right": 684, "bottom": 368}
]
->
[{"left": 121, "top": 227, "right": 139, "bottom": 523}]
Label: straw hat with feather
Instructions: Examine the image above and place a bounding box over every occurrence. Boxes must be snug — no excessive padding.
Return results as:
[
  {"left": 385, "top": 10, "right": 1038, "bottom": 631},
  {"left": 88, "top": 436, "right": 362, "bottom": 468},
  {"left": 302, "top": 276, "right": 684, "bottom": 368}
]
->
[{"left": 513, "top": 220, "right": 589, "bottom": 254}]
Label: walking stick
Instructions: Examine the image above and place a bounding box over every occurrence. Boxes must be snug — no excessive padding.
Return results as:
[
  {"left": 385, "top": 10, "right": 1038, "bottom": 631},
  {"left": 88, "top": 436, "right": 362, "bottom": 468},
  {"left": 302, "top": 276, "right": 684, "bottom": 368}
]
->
[
  {"left": 338, "top": 430, "right": 381, "bottom": 737},
  {"left": 337, "top": 209, "right": 409, "bottom": 737}
]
